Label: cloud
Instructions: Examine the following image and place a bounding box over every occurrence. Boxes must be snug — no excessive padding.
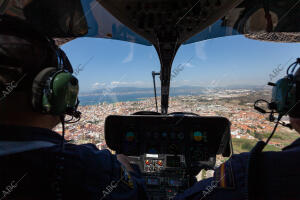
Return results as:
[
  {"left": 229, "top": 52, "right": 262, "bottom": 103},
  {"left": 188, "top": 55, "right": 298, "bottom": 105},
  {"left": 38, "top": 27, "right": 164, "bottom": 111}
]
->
[
  {"left": 92, "top": 82, "right": 105, "bottom": 89},
  {"left": 195, "top": 41, "right": 207, "bottom": 60},
  {"left": 122, "top": 43, "right": 134, "bottom": 63},
  {"left": 108, "top": 81, "right": 152, "bottom": 87},
  {"left": 111, "top": 81, "right": 121, "bottom": 85},
  {"left": 92, "top": 82, "right": 100, "bottom": 88},
  {"left": 111, "top": 81, "right": 132, "bottom": 86}
]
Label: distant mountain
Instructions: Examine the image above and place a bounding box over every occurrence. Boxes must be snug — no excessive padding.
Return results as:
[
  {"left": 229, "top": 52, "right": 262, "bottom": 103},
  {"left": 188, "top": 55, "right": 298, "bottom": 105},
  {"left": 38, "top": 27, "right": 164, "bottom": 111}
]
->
[
  {"left": 79, "top": 87, "right": 155, "bottom": 96},
  {"left": 79, "top": 85, "right": 266, "bottom": 97},
  {"left": 224, "top": 85, "right": 268, "bottom": 90}
]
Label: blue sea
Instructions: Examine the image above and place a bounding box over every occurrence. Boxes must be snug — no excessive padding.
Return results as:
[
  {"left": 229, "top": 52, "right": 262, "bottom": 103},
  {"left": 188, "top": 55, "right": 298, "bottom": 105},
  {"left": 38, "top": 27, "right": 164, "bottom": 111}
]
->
[
  {"left": 78, "top": 91, "right": 200, "bottom": 106},
  {"left": 78, "top": 93, "right": 156, "bottom": 106}
]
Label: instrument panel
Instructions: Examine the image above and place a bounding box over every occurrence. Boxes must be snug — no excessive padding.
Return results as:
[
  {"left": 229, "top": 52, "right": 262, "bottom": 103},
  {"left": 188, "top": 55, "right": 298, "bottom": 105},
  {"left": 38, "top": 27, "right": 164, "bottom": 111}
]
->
[
  {"left": 105, "top": 115, "right": 232, "bottom": 199},
  {"left": 121, "top": 129, "right": 211, "bottom": 162},
  {"left": 105, "top": 115, "right": 232, "bottom": 158}
]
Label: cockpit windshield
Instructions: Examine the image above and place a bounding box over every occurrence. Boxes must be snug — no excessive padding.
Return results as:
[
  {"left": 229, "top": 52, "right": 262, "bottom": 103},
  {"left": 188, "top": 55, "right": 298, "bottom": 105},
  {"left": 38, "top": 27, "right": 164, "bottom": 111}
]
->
[{"left": 54, "top": 35, "right": 300, "bottom": 154}]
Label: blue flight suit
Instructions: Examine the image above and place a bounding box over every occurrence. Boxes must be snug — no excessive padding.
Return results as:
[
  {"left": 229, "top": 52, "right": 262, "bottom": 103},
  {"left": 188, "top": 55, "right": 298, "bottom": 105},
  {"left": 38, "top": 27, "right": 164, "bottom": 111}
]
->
[
  {"left": 175, "top": 138, "right": 300, "bottom": 200},
  {"left": 0, "top": 125, "right": 147, "bottom": 200}
]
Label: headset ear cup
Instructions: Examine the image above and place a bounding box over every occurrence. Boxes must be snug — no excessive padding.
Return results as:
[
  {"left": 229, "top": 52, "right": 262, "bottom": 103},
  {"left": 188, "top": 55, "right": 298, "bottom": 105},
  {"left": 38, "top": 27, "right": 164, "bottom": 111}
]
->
[
  {"left": 32, "top": 67, "right": 57, "bottom": 112},
  {"left": 293, "top": 81, "right": 300, "bottom": 117}
]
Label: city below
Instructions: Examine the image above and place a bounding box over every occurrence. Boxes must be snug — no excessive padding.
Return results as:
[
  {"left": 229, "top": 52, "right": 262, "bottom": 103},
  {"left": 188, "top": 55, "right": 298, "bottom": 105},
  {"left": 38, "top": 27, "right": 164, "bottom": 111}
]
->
[{"left": 54, "top": 87, "right": 299, "bottom": 156}]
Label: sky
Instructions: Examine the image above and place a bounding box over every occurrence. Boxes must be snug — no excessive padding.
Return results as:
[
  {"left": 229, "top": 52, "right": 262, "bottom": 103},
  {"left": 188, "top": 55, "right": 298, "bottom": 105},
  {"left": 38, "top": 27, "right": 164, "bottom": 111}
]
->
[{"left": 61, "top": 35, "right": 300, "bottom": 93}]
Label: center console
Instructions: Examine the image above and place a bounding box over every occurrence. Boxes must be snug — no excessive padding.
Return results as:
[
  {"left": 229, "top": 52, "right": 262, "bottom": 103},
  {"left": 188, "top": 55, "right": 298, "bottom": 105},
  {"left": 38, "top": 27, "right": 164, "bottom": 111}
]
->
[{"left": 105, "top": 114, "right": 232, "bottom": 199}]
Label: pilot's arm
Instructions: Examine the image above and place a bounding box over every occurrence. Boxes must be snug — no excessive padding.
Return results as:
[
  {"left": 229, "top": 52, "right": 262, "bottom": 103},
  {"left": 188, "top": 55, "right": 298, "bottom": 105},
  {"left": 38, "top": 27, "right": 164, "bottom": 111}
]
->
[
  {"left": 55, "top": 143, "right": 148, "bottom": 200},
  {"left": 174, "top": 153, "right": 250, "bottom": 200}
]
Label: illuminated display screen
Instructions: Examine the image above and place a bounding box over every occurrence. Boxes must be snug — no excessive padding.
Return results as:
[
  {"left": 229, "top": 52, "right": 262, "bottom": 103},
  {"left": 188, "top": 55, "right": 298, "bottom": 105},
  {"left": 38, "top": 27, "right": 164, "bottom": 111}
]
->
[
  {"left": 125, "top": 131, "right": 135, "bottom": 142},
  {"left": 169, "top": 179, "right": 182, "bottom": 187},
  {"left": 193, "top": 131, "right": 203, "bottom": 142},
  {"left": 166, "top": 156, "right": 180, "bottom": 167},
  {"left": 147, "top": 178, "right": 160, "bottom": 185}
]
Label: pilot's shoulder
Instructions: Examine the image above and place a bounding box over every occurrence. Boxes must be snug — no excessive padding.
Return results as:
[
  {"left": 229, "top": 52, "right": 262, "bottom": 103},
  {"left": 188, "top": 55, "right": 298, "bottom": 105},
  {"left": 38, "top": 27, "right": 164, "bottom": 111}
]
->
[
  {"left": 64, "top": 143, "right": 117, "bottom": 169},
  {"left": 214, "top": 152, "right": 250, "bottom": 190},
  {"left": 218, "top": 152, "right": 250, "bottom": 173},
  {"left": 81, "top": 143, "right": 114, "bottom": 159},
  {"left": 65, "top": 142, "right": 111, "bottom": 156}
]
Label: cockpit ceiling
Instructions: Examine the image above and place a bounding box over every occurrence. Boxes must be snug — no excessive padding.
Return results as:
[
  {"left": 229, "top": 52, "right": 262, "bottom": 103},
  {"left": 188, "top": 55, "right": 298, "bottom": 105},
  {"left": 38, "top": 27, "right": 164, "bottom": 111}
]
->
[
  {"left": 1, "top": 0, "right": 300, "bottom": 45},
  {"left": 99, "top": 0, "right": 243, "bottom": 46}
]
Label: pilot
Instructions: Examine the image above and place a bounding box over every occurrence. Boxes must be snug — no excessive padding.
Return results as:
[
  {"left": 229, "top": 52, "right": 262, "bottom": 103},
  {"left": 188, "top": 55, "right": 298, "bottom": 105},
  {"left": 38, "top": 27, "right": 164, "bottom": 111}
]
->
[
  {"left": 175, "top": 68, "right": 300, "bottom": 200},
  {"left": 0, "top": 21, "right": 147, "bottom": 199}
]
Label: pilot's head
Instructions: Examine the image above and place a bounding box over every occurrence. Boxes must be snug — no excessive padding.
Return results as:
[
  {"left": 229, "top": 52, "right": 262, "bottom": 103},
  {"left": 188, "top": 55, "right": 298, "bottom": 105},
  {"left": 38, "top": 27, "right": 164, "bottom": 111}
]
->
[
  {"left": 289, "top": 67, "right": 300, "bottom": 133},
  {"left": 0, "top": 23, "right": 74, "bottom": 129},
  {"left": 290, "top": 68, "right": 300, "bottom": 133}
]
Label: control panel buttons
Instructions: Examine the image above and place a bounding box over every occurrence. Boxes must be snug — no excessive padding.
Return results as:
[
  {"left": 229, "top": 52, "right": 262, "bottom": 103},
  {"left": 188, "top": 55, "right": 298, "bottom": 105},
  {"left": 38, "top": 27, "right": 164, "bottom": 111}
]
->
[
  {"left": 157, "top": 160, "right": 163, "bottom": 166},
  {"left": 144, "top": 158, "right": 164, "bottom": 172}
]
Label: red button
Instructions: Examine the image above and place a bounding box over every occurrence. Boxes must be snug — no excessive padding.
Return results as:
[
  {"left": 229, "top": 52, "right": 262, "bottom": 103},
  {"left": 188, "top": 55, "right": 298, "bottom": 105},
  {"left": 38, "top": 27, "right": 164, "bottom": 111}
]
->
[{"left": 157, "top": 160, "right": 163, "bottom": 166}]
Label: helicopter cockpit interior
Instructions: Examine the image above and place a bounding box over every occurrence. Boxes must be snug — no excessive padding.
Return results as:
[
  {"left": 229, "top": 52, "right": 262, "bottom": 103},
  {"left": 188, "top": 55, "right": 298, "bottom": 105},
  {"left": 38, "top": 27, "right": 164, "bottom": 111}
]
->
[{"left": 1, "top": 0, "right": 300, "bottom": 199}]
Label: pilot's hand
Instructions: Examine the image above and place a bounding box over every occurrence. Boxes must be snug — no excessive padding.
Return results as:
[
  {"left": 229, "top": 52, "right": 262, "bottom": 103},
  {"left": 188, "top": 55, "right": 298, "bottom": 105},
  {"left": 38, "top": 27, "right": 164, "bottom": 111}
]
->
[{"left": 117, "top": 154, "right": 135, "bottom": 173}]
